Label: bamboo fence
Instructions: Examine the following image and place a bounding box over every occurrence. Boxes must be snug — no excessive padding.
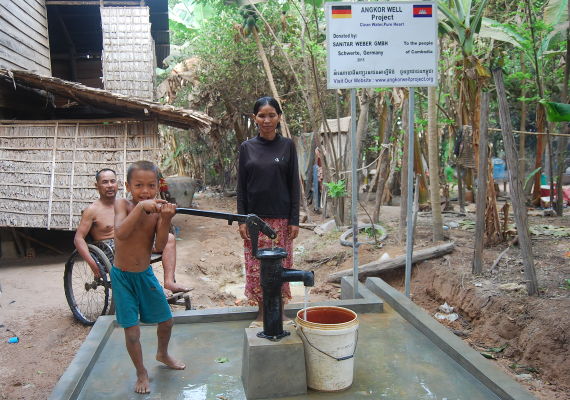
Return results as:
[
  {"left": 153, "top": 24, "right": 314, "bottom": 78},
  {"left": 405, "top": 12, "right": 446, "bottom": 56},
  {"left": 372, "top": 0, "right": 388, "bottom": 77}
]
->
[{"left": 0, "top": 119, "right": 159, "bottom": 230}]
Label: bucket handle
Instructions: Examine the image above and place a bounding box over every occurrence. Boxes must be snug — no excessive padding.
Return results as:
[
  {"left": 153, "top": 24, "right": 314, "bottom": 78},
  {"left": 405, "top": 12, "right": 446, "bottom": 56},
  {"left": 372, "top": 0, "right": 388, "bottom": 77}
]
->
[{"left": 297, "top": 327, "right": 359, "bottom": 361}]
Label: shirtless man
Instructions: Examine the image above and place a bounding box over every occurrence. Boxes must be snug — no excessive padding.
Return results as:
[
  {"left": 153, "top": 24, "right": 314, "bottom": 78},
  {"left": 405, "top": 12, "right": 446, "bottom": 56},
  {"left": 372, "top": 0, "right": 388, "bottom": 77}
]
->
[{"left": 73, "top": 168, "right": 188, "bottom": 293}]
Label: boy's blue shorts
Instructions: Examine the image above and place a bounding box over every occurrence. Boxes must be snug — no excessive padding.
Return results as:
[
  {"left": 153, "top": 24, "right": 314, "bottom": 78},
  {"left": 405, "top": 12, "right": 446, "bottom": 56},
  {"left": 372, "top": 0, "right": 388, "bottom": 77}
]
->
[{"left": 110, "top": 266, "right": 172, "bottom": 328}]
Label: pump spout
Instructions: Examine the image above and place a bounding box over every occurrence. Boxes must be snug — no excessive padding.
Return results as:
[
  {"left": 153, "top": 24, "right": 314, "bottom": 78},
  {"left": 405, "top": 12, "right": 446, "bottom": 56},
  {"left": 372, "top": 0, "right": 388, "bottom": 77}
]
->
[{"left": 282, "top": 270, "right": 314, "bottom": 287}]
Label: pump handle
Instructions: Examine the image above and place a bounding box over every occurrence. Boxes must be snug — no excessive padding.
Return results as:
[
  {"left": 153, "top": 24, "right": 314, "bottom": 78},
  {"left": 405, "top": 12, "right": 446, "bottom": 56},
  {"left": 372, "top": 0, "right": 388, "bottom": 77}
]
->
[{"left": 175, "top": 208, "right": 276, "bottom": 258}]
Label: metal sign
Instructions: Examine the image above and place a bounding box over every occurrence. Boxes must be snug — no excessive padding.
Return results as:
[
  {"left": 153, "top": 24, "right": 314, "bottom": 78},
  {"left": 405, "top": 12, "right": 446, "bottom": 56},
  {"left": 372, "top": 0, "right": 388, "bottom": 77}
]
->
[{"left": 326, "top": 1, "right": 438, "bottom": 89}]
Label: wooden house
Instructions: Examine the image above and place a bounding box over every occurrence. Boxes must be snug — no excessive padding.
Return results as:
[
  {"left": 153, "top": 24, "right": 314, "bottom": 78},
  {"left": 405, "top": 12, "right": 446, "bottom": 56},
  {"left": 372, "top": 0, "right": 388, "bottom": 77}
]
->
[{"left": 0, "top": 0, "right": 214, "bottom": 234}]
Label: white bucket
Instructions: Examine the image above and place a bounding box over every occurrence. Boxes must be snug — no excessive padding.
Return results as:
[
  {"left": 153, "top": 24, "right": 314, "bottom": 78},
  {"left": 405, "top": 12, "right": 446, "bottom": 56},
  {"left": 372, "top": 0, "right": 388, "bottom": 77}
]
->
[{"left": 296, "top": 306, "right": 359, "bottom": 392}]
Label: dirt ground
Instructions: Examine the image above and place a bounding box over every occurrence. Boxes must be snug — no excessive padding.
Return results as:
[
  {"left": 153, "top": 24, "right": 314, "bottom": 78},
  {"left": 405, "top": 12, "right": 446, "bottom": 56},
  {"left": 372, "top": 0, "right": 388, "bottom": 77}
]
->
[{"left": 0, "top": 192, "right": 569, "bottom": 400}]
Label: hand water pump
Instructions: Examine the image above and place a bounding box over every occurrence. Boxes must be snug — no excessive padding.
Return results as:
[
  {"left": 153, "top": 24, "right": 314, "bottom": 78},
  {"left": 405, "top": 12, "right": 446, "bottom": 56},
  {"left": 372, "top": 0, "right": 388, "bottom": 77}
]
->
[{"left": 176, "top": 208, "right": 314, "bottom": 340}]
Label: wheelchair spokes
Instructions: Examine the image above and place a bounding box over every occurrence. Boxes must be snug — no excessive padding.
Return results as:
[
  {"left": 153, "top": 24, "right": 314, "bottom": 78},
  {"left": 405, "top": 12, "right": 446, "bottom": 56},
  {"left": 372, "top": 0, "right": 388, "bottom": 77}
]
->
[{"left": 64, "top": 245, "right": 111, "bottom": 325}]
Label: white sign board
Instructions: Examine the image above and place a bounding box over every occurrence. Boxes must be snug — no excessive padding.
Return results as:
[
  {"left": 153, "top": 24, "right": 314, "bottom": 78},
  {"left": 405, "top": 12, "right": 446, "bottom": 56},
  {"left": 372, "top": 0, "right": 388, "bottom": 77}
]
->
[{"left": 326, "top": 2, "right": 438, "bottom": 88}]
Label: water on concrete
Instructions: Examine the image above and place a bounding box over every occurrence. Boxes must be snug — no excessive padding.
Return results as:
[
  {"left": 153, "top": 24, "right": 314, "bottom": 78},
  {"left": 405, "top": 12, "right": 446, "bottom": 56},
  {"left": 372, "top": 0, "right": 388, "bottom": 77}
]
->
[{"left": 75, "top": 304, "right": 499, "bottom": 400}]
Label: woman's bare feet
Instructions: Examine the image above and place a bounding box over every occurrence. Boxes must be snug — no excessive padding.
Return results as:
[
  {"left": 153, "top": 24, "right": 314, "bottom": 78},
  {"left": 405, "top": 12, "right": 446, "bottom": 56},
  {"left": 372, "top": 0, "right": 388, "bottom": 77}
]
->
[
  {"left": 135, "top": 369, "right": 150, "bottom": 394},
  {"left": 156, "top": 353, "right": 186, "bottom": 370}
]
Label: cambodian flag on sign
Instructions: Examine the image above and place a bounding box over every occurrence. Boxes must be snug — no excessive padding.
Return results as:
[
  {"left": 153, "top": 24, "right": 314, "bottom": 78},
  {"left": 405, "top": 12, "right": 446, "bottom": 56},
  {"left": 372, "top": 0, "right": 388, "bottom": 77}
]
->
[{"left": 413, "top": 4, "right": 432, "bottom": 17}]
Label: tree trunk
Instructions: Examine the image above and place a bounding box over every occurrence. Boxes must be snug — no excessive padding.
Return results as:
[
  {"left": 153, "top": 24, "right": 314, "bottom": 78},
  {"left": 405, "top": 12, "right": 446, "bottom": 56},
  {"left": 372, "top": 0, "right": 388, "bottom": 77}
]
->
[
  {"left": 167, "top": 129, "right": 188, "bottom": 176},
  {"left": 524, "top": 0, "right": 554, "bottom": 208},
  {"left": 427, "top": 86, "right": 444, "bottom": 241},
  {"left": 519, "top": 56, "right": 528, "bottom": 182},
  {"left": 531, "top": 105, "right": 547, "bottom": 204},
  {"left": 413, "top": 132, "right": 429, "bottom": 204},
  {"left": 346, "top": 88, "right": 372, "bottom": 216},
  {"left": 355, "top": 89, "right": 372, "bottom": 161},
  {"left": 252, "top": 28, "right": 290, "bottom": 139},
  {"left": 252, "top": 27, "right": 310, "bottom": 218},
  {"left": 555, "top": 15, "right": 569, "bottom": 216},
  {"left": 493, "top": 68, "right": 539, "bottom": 296},
  {"left": 373, "top": 96, "right": 393, "bottom": 222},
  {"left": 472, "top": 92, "right": 490, "bottom": 273}
]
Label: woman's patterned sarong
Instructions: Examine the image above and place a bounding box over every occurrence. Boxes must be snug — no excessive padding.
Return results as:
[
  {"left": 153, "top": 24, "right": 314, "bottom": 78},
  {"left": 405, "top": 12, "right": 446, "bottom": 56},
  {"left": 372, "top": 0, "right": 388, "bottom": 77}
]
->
[{"left": 244, "top": 218, "right": 293, "bottom": 305}]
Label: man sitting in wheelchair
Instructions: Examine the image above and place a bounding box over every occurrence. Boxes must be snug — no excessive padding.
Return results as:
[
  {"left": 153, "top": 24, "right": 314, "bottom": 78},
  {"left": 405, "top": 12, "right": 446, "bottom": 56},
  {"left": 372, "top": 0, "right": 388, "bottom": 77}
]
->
[{"left": 73, "top": 168, "right": 188, "bottom": 294}]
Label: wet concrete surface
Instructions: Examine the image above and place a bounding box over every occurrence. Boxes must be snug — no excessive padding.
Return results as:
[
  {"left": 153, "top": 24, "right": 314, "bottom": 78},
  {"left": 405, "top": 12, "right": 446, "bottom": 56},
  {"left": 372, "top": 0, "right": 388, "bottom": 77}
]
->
[{"left": 74, "top": 304, "right": 499, "bottom": 400}]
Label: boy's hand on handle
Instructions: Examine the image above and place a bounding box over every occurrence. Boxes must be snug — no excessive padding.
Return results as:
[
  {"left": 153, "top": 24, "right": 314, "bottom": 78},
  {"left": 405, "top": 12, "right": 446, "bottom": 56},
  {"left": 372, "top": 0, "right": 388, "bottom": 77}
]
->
[
  {"left": 139, "top": 199, "right": 167, "bottom": 214},
  {"left": 238, "top": 224, "right": 249, "bottom": 240},
  {"left": 160, "top": 202, "right": 177, "bottom": 219}
]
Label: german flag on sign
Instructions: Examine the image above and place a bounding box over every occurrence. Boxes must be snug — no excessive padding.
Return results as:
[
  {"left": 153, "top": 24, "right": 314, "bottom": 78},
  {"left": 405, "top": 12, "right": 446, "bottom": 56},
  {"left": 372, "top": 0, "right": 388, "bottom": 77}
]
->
[
  {"left": 413, "top": 4, "right": 432, "bottom": 17},
  {"left": 332, "top": 5, "right": 352, "bottom": 18}
]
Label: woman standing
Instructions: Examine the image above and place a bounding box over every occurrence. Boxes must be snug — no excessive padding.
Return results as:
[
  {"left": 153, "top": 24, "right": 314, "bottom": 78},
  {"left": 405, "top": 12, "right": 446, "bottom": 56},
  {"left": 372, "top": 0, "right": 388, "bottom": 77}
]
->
[{"left": 237, "top": 96, "right": 300, "bottom": 326}]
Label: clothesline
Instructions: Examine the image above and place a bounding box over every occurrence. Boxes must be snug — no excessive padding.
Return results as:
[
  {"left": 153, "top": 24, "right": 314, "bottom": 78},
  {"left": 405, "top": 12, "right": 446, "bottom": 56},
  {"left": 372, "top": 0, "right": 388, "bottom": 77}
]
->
[{"left": 488, "top": 127, "right": 569, "bottom": 137}]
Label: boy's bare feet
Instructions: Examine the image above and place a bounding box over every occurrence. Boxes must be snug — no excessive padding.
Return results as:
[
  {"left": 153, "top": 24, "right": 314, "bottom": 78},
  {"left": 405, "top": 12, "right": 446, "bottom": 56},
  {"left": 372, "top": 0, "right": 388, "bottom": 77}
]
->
[
  {"left": 135, "top": 369, "right": 150, "bottom": 394},
  {"left": 164, "top": 281, "right": 190, "bottom": 293},
  {"left": 156, "top": 353, "right": 186, "bottom": 370}
]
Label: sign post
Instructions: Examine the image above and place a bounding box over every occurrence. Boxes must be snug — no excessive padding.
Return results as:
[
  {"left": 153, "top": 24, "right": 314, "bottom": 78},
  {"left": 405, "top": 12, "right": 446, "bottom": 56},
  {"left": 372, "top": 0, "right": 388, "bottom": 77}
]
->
[{"left": 325, "top": 2, "right": 437, "bottom": 297}]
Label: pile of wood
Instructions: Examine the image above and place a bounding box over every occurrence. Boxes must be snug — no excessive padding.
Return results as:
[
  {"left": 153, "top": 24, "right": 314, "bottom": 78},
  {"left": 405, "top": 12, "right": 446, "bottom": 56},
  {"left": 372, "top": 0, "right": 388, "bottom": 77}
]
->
[{"left": 328, "top": 242, "right": 455, "bottom": 283}]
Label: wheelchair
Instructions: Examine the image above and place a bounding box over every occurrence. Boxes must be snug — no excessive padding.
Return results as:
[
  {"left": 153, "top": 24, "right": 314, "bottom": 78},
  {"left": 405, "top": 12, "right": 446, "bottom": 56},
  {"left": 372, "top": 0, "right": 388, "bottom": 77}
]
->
[{"left": 63, "top": 241, "right": 190, "bottom": 326}]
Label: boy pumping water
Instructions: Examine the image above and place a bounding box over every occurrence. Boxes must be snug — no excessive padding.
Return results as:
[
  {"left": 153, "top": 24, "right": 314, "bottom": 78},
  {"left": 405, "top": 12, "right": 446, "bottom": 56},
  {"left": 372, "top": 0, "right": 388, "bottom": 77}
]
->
[{"left": 113, "top": 160, "right": 185, "bottom": 394}]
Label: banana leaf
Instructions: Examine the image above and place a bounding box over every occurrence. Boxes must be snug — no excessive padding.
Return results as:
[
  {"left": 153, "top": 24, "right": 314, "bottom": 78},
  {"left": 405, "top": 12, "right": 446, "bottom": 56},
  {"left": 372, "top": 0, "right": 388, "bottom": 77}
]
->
[{"left": 539, "top": 100, "right": 570, "bottom": 122}]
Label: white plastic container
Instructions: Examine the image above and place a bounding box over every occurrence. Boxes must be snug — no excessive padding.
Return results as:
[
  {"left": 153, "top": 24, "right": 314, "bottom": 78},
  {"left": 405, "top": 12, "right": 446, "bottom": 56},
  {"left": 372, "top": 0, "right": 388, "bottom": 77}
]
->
[{"left": 296, "top": 306, "right": 359, "bottom": 392}]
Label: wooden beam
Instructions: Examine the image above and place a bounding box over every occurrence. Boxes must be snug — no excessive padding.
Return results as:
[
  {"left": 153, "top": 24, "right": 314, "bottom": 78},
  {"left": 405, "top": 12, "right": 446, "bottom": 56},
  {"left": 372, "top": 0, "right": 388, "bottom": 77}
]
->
[
  {"left": 488, "top": 127, "right": 570, "bottom": 137},
  {"left": 328, "top": 242, "right": 456, "bottom": 283}
]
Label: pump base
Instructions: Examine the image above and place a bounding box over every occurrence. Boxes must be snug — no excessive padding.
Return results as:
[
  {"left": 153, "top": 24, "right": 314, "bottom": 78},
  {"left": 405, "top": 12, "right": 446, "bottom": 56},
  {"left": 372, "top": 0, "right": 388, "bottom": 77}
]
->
[
  {"left": 242, "top": 327, "right": 307, "bottom": 399},
  {"left": 256, "top": 329, "right": 291, "bottom": 341}
]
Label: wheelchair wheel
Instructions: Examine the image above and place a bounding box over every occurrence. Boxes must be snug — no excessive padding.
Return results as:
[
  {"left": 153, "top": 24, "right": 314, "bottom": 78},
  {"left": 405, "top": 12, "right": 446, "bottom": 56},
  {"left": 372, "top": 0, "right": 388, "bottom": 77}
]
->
[{"left": 64, "top": 244, "right": 112, "bottom": 325}]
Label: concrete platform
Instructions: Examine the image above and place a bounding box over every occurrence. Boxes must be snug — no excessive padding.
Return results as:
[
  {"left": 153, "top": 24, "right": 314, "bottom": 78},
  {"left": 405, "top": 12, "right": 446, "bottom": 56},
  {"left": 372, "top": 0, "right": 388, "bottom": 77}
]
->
[{"left": 50, "top": 278, "right": 536, "bottom": 400}]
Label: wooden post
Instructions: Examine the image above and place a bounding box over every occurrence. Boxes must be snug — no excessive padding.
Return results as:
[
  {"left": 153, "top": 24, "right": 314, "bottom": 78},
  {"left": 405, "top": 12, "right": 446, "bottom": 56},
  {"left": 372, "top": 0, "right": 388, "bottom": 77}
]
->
[
  {"left": 472, "top": 92, "right": 490, "bottom": 274},
  {"left": 68, "top": 123, "right": 80, "bottom": 230},
  {"left": 47, "top": 122, "right": 59, "bottom": 230},
  {"left": 123, "top": 123, "right": 128, "bottom": 198},
  {"left": 139, "top": 121, "right": 144, "bottom": 160},
  {"left": 493, "top": 68, "right": 539, "bottom": 296}
]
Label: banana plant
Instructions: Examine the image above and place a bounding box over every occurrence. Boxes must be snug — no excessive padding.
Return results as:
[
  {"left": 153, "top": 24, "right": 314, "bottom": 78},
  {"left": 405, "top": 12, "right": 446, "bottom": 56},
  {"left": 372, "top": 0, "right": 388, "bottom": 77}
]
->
[
  {"left": 170, "top": 0, "right": 217, "bottom": 31},
  {"left": 479, "top": 0, "right": 568, "bottom": 63},
  {"left": 477, "top": 0, "right": 568, "bottom": 203},
  {"left": 438, "top": 0, "right": 490, "bottom": 58},
  {"left": 437, "top": 0, "right": 491, "bottom": 129}
]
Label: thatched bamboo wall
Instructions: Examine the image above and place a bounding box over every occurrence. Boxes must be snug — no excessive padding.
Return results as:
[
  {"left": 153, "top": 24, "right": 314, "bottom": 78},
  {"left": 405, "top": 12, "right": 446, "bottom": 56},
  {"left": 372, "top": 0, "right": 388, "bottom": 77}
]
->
[
  {"left": 101, "top": 7, "right": 155, "bottom": 100},
  {"left": 0, "top": 119, "right": 160, "bottom": 230}
]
